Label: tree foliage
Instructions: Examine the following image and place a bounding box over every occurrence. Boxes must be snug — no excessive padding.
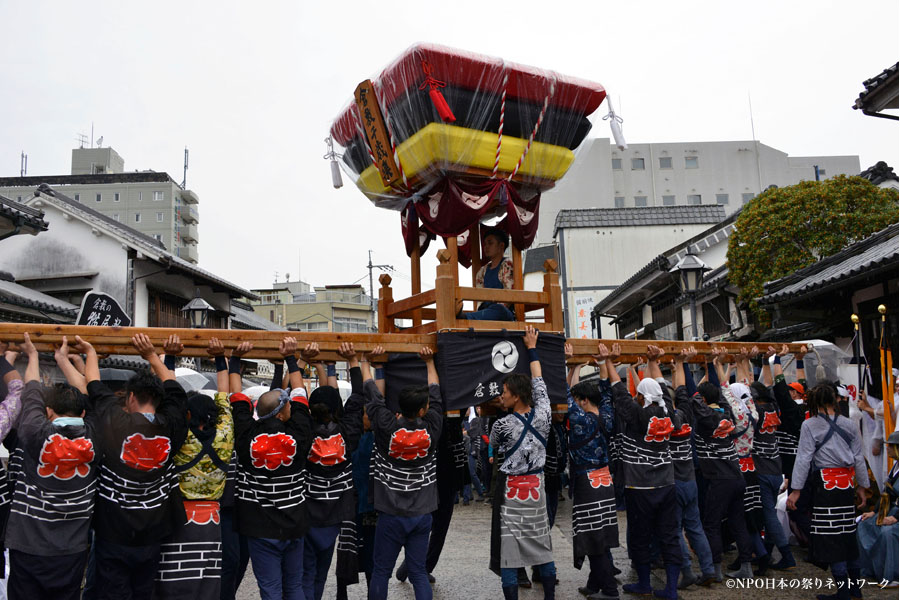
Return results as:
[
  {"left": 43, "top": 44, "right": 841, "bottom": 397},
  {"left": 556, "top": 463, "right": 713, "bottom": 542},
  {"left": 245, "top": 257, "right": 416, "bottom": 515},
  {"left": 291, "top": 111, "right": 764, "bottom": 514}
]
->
[{"left": 727, "top": 175, "right": 898, "bottom": 324}]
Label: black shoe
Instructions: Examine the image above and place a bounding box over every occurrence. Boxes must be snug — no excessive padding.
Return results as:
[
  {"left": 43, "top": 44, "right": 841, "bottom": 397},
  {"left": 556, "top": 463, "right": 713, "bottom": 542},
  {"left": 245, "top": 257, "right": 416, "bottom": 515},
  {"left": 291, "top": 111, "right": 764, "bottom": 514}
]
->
[
  {"left": 428, "top": 573, "right": 436, "bottom": 584},
  {"left": 726, "top": 558, "right": 741, "bottom": 571},
  {"left": 754, "top": 554, "right": 770, "bottom": 577},
  {"left": 579, "top": 586, "right": 599, "bottom": 597},
  {"left": 395, "top": 560, "right": 408, "bottom": 582}
]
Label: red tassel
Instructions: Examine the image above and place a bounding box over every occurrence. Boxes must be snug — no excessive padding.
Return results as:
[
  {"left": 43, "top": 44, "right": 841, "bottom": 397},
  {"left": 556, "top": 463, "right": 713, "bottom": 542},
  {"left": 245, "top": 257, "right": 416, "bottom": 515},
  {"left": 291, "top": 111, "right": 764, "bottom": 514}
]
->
[{"left": 429, "top": 87, "right": 456, "bottom": 123}]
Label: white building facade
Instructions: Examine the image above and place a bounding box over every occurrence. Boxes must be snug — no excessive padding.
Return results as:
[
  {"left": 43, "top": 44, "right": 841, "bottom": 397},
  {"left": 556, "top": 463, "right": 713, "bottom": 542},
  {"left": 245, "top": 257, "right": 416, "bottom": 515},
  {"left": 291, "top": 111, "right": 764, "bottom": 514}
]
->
[{"left": 537, "top": 137, "right": 860, "bottom": 243}]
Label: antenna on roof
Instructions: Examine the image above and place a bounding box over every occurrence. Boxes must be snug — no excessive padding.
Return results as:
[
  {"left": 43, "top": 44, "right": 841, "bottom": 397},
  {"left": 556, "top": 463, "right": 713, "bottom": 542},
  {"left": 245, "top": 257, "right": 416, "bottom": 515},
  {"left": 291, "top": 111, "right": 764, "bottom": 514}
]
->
[
  {"left": 76, "top": 133, "right": 88, "bottom": 148},
  {"left": 182, "top": 147, "right": 189, "bottom": 188},
  {"left": 20, "top": 152, "right": 27, "bottom": 177}
]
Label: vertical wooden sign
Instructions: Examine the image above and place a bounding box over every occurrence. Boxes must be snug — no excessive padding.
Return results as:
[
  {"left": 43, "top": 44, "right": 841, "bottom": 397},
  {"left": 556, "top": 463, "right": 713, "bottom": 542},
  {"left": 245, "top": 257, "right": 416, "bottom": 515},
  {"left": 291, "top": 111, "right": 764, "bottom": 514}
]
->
[{"left": 354, "top": 80, "right": 401, "bottom": 187}]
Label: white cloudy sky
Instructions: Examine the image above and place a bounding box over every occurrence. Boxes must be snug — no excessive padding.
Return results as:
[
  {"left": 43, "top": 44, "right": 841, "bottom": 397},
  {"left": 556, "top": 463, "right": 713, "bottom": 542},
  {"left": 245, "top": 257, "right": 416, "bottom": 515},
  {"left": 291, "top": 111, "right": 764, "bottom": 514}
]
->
[{"left": 1, "top": 0, "right": 896, "bottom": 299}]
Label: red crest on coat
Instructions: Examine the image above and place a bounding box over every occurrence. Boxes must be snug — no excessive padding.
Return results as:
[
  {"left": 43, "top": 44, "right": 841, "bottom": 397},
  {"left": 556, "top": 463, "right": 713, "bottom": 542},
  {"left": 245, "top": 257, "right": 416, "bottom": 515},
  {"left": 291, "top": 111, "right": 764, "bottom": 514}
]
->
[
  {"left": 712, "top": 419, "right": 735, "bottom": 439},
  {"left": 506, "top": 474, "right": 541, "bottom": 501},
  {"left": 388, "top": 428, "right": 430, "bottom": 460},
  {"left": 821, "top": 467, "right": 855, "bottom": 490},
  {"left": 250, "top": 433, "right": 297, "bottom": 470},
  {"left": 185, "top": 501, "right": 221, "bottom": 525},
  {"left": 120, "top": 433, "right": 171, "bottom": 472},
  {"left": 739, "top": 456, "right": 756, "bottom": 473},
  {"left": 672, "top": 423, "right": 692, "bottom": 438},
  {"left": 759, "top": 411, "right": 781, "bottom": 434},
  {"left": 587, "top": 467, "right": 613, "bottom": 488},
  {"left": 37, "top": 434, "right": 94, "bottom": 480},
  {"left": 308, "top": 434, "right": 347, "bottom": 466},
  {"left": 644, "top": 416, "right": 674, "bottom": 442}
]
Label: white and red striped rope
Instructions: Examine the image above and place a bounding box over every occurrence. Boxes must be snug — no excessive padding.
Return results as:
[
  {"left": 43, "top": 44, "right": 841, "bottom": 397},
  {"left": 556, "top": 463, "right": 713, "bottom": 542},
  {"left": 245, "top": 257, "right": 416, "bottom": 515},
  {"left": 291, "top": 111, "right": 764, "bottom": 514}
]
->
[
  {"left": 508, "top": 79, "right": 557, "bottom": 182},
  {"left": 372, "top": 82, "right": 408, "bottom": 189},
  {"left": 492, "top": 72, "right": 509, "bottom": 179}
]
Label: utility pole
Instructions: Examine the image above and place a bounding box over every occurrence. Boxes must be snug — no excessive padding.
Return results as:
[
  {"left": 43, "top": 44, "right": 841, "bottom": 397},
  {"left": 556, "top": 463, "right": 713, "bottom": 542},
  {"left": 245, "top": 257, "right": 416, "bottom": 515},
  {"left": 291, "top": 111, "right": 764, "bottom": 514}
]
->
[{"left": 367, "top": 250, "right": 392, "bottom": 312}]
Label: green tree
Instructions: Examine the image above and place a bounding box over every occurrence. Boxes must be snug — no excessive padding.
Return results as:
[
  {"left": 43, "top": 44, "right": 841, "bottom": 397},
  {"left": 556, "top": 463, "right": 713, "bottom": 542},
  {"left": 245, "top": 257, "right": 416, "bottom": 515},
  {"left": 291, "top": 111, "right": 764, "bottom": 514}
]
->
[{"left": 727, "top": 175, "right": 898, "bottom": 324}]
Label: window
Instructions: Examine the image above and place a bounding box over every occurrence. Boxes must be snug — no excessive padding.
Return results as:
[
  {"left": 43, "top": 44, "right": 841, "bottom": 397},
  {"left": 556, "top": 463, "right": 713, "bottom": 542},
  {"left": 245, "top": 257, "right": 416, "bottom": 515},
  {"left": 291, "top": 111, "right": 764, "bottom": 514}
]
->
[
  {"left": 334, "top": 317, "right": 370, "bottom": 333},
  {"left": 134, "top": 213, "right": 142, "bottom": 223},
  {"left": 702, "top": 295, "right": 732, "bottom": 337},
  {"left": 157, "top": 212, "right": 164, "bottom": 222},
  {"left": 716, "top": 194, "right": 729, "bottom": 205},
  {"left": 114, "top": 192, "right": 120, "bottom": 202},
  {"left": 634, "top": 196, "right": 648, "bottom": 207},
  {"left": 687, "top": 194, "right": 701, "bottom": 205},
  {"left": 16, "top": 196, "right": 22, "bottom": 202},
  {"left": 154, "top": 234, "right": 163, "bottom": 241},
  {"left": 153, "top": 191, "right": 164, "bottom": 202},
  {"left": 74, "top": 193, "right": 80, "bottom": 202},
  {"left": 611, "top": 158, "right": 622, "bottom": 170},
  {"left": 614, "top": 196, "right": 625, "bottom": 208},
  {"left": 685, "top": 157, "right": 699, "bottom": 169},
  {"left": 112, "top": 213, "right": 120, "bottom": 222},
  {"left": 817, "top": 167, "right": 827, "bottom": 176},
  {"left": 95, "top": 193, "right": 102, "bottom": 203},
  {"left": 662, "top": 195, "right": 676, "bottom": 206},
  {"left": 659, "top": 157, "right": 672, "bottom": 169},
  {"left": 292, "top": 322, "right": 329, "bottom": 332},
  {"left": 138, "top": 191, "right": 143, "bottom": 201},
  {"left": 742, "top": 193, "right": 755, "bottom": 204},
  {"left": 631, "top": 158, "right": 645, "bottom": 170}
]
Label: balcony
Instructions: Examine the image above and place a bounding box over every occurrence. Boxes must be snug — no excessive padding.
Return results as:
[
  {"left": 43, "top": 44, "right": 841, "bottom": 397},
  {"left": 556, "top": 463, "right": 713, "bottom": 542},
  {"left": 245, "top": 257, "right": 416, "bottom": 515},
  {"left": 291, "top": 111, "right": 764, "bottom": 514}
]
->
[
  {"left": 181, "top": 205, "right": 199, "bottom": 224},
  {"left": 181, "top": 189, "right": 199, "bottom": 204},
  {"left": 182, "top": 223, "right": 198, "bottom": 243},
  {"left": 177, "top": 244, "right": 199, "bottom": 264}
]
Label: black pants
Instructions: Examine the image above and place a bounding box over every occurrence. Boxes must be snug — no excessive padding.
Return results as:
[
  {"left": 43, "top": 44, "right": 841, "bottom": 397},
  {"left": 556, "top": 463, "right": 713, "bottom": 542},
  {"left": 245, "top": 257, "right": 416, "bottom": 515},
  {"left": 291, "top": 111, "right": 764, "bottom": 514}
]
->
[
  {"left": 545, "top": 473, "right": 561, "bottom": 527},
  {"left": 586, "top": 552, "right": 617, "bottom": 596},
  {"left": 8, "top": 548, "right": 87, "bottom": 600},
  {"left": 703, "top": 478, "right": 753, "bottom": 564},
  {"left": 624, "top": 485, "right": 681, "bottom": 566},
  {"left": 220, "top": 506, "right": 250, "bottom": 600},
  {"left": 93, "top": 537, "right": 162, "bottom": 600},
  {"left": 424, "top": 478, "right": 457, "bottom": 572}
]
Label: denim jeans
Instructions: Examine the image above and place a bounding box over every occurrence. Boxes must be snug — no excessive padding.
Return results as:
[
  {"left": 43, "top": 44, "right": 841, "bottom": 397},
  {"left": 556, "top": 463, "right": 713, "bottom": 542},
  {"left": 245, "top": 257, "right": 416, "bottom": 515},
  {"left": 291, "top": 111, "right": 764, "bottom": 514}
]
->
[
  {"left": 247, "top": 537, "right": 305, "bottom": 600},
  {"left": 370, "top": 513, "right": 432, "bottom": 600},
  {"left": 673, "top": 479, "right": 714, "bottom": 575},
  {"left": 758, "top": 473, "right": 789, "bottom": 548},
  {"left": 501, "top": 563, "right": 556, "bottom": 586},
  {"left": 302, "top": 525, "right": 339, "bottom": 600},
  {"left": 463, "top": 302, "right": 515, "bottom": 321}
]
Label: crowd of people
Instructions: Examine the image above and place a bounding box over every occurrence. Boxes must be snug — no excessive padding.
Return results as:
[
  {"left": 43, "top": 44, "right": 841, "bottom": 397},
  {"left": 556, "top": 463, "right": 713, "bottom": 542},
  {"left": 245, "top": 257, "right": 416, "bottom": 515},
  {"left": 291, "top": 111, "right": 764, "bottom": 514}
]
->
[{"left": 0, "top": 326, "right": 895, "bottom": 600}]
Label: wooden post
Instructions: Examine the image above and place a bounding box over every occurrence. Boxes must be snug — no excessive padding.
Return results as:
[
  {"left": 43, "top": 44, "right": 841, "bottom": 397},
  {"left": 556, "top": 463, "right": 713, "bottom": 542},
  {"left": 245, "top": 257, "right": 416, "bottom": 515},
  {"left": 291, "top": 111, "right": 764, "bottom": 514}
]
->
[
  {"left": 543, "top": 259, "right": 564, "bottom": 332},
  {"left": 511, "top": 245, "right": 525, "bottom": 321},
  {"left": 446, "top": 234, "right": 459, "bottom": 288},
  {"left": 410, "top": 238, "right": 422, "bottom": 327},
  {"left": 469, "top": 224, "right": 482, "bottom": 311},
  {"left": 378, "top": 274, "right": 394, "bottom": 333},
  {"left": 435, "top": 249, "right": 457, "bottom": 331}
]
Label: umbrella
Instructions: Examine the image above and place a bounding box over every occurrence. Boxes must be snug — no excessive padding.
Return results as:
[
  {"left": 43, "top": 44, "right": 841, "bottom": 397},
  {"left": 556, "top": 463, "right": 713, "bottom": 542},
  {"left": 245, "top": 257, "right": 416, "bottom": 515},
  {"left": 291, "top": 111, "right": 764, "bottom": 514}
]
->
[
  {"left": 174, "top": 367, "right": 217, "bottom": 393},
  {"left": 99, "top": 367, "right": 135, "bottom": 391}
]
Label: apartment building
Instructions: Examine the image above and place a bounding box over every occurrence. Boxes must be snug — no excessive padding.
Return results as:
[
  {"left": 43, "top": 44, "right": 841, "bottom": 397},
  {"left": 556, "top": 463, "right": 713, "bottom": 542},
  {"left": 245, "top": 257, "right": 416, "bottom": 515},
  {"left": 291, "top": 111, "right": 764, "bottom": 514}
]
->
[{"left": 0, "top": 147, "right": 200, "bottom": 263}]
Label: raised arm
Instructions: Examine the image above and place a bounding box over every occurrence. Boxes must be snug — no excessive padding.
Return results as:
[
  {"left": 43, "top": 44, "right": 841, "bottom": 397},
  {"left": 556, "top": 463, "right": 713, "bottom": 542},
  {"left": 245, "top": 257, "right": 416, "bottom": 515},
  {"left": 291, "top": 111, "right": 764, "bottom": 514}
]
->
[
  {"left": 52, "top": 336, "right": 87, "bottom": 394},
  {"left": 0, "top": 337, "right": 27, "bottom": 442},
  {"left": 645, "top": 345, "right": 664, "bottom": 380},
  {"left": 277, "top": 337, "right": 302, "bottom": 391},
  {"left": 761, "top": 346, "right": 776, "bottom": 387},
  {"left": 162, "top": 334, "right": 184, "bottom": 376},
  {"left": 673, "top": 349, "right": 687, "bottom": 389},
  {"left": 420, "top": 346, "right": 439, "bottom": 385},
  {"left": 206, "top": 337, "right": 228, "bottom": 394},
  {"left": 229, "top": 341, "right": 253, "bottom": 394},
  {"left": 298, "top": 342, "right": 319, "bottom": 392},
  {"left": 269, "top": 359, "right": 284, "bottom": 391},
  {"left": 132, "top": 334, "right": 174, "bottom": 382},
  {"left": 523, "top": 325, "right": 540, "bottom": 379}
]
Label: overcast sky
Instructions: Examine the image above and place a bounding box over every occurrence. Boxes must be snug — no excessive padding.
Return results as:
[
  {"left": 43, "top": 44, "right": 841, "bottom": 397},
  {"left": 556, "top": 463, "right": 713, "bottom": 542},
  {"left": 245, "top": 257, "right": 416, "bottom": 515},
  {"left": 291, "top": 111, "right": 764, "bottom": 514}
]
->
[{"left": 1, "top": 1, "right": 896, "bottom": 300}]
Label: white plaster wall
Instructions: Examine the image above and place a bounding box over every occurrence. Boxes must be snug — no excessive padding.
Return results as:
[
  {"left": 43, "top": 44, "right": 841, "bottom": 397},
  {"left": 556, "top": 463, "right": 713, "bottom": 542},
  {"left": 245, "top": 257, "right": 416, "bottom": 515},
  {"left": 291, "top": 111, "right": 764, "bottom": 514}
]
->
[{"left": 0, "top": 201, "right": 129, "bottom": 305}]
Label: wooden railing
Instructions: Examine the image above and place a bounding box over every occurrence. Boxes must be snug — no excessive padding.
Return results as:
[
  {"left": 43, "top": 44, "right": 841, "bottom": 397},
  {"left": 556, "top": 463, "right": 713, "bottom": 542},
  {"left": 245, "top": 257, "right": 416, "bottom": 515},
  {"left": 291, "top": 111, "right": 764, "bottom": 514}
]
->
[{"left": 379, "top": 250, "right": 564, "bottom": 334}]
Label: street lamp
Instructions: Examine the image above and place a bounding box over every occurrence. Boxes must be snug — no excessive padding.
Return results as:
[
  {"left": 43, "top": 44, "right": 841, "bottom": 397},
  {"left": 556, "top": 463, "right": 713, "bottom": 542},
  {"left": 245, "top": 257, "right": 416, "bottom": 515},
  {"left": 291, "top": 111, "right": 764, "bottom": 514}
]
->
[
  {"left": 181, "top": 296, "right": 213, "bottom": 329},
  {"left": 670, "top": 251, "right": 710, "bottom": 341}
]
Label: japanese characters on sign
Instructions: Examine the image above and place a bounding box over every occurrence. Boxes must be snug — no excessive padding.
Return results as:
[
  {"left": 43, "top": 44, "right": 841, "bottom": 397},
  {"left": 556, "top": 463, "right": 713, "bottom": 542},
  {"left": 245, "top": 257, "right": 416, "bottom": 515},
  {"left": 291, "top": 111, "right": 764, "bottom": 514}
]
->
[
  {"left": 354, "top": 79, "right": 401, "bottom": 188},
  {"left": 77, "top": 291, "right": 132, "bottom": 328}
]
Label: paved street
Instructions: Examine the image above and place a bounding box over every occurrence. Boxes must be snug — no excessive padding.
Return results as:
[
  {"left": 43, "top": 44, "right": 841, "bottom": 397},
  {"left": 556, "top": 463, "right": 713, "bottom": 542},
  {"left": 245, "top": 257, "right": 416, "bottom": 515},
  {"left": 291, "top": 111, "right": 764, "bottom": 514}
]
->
[{"left": 237, "top": 496, "right": 897, "bottom": 599}]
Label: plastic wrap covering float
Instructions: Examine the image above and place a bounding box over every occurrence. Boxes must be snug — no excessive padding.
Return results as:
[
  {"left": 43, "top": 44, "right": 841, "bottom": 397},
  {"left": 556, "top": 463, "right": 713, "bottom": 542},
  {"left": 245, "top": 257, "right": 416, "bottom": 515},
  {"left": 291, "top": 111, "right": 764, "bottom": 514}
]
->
[{"left": 330, "top": 42, "right": 606, "bottom": 205}]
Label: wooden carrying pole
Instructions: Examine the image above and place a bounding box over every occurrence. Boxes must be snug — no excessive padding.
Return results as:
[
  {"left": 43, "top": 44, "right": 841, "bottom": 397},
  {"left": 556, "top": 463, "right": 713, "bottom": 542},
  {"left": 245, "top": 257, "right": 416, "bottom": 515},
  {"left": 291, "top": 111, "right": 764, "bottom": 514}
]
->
[{"left": 0, "top": 323, "right": 807, "bottom": 365}]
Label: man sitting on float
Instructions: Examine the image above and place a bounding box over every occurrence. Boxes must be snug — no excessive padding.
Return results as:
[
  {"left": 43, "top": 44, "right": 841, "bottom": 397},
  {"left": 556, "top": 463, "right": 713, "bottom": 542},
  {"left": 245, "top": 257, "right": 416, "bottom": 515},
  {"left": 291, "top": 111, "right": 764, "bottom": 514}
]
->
[{"left": 459, "top": 228, "right": 515, "bottom": 322}]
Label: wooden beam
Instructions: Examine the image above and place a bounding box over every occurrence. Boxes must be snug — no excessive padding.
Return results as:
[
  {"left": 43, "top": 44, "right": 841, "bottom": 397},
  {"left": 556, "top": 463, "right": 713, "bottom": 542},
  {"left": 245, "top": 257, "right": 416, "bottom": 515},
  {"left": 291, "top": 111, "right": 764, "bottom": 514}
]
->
[
  {"left": 511, "top": 245, "right": 525, "bottom": 321},
  {"left": 386, "top": 289, "right": 436, "bottom": 317},
  {"left": 543, "top": 259, "right": 564, "bottom": 332},
  {"left": 410, "top": 237, "right": 422, "bottom": 327},
  {"left": 469, "top": 223, "right": 481, "bottom": 311},
  {"left": 377, "top": 274, "right": 394, "bottom": 333},
  {"left": 446, "top": 235, "right": 459, "bottom": 288},
  {"left": 434, "top": 249, "right": 457, "bottom": 330},
  {"left": 455, "top": 287, "right": 548, "bottom": 305}
]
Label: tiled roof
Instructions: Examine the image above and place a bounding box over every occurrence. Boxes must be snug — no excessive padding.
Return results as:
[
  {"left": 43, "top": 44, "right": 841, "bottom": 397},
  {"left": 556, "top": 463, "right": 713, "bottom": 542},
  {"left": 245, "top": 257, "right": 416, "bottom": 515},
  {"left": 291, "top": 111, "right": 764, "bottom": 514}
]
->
[
  {"left": 0, "top": 171, "right": 178, "bottom": 188},
  {"left": 31, "top": 185, "right": 258, "bottom": 300},
  {"left": 523, "top": 245, "right": 558, "bottom": 274},
  {"left": 231, "top": 305, "right": 282, "bottom": 331},
  {"left": 760, "top": 224, "right": 899, "bottom": 304},
  {"left": 0, "top": 193, "right": 48, "bottom": 235},
  {"left": 859, "top": 161, "right": 899, "bottom": 185},
  {"left": 554, "top": 205, "right": 726, "bottom": 237},
  {"left": 0, "top": 277, "right": 78, "bottom": 318},
  {"left": 853, "top": 63, "right": 899, "bottom": 113}
]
